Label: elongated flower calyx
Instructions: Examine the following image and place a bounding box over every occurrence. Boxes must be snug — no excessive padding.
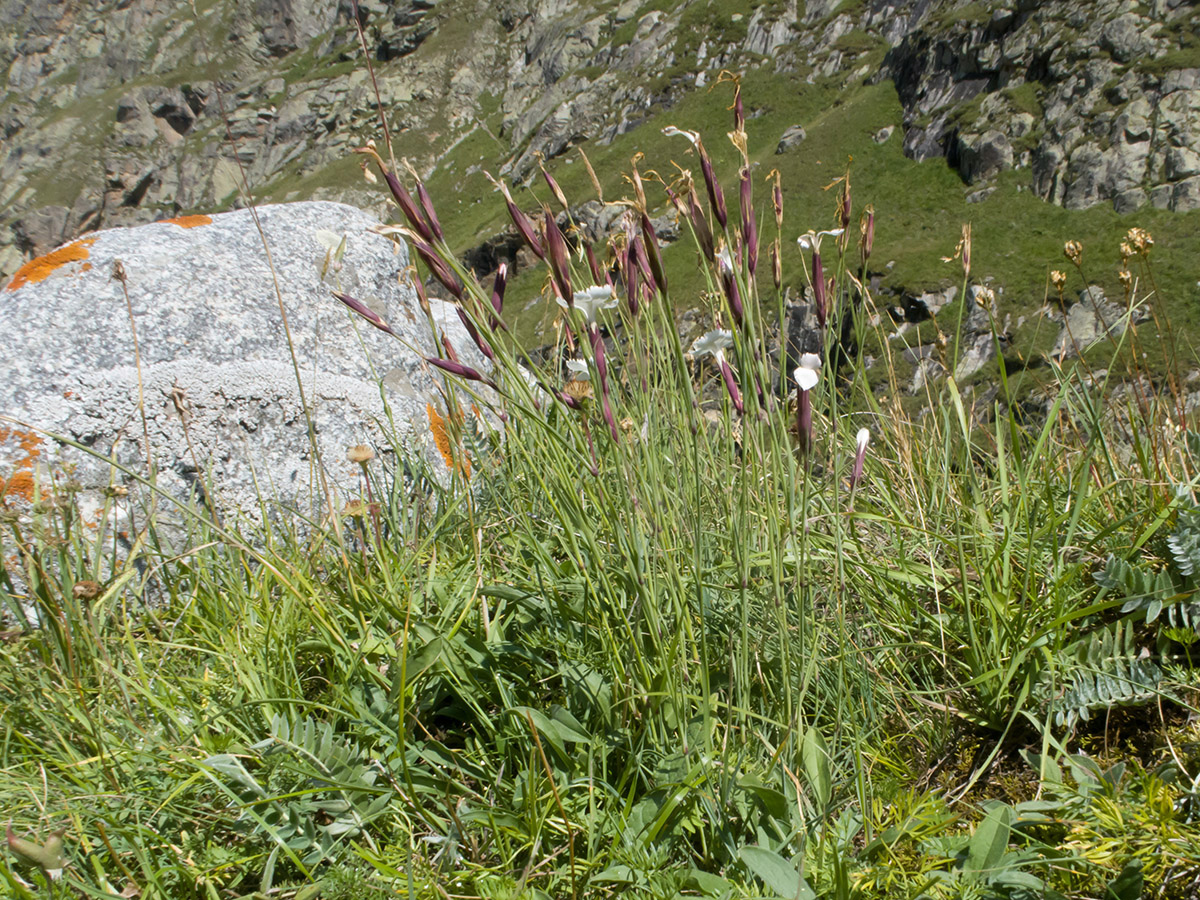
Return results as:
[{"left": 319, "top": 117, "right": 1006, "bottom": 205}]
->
[
  {"left": 355, "top": 145, "right": 435, "bottom": 243},
  {"left": 490, "top": 262, "right": 507, "bottom": 323},
  {"left": 740, "top": 166, "right": 758, "bottom": 275},
  {"left": 492, "top": 175, "right": 545, "bottom": 259},
  {"left": 426, "top": 356, "right": 497, "bottom": 389},
  {"left": 640, "top": 212, "right": 667, "bottom": 295},
  {"left": 545, "top": 209, "right": 573, "bottom": 302},
  {"left": 413, "top": 240, "right": 464, "bottom": 300},
  {"left": 332, "top": 291, "right": 397, "bottom": 336},
  {"left": 812, "top": 251, "right": 827, "bottom": 329}
]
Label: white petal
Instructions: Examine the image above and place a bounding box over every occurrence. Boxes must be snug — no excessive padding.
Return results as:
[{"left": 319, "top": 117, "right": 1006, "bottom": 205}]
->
[
  {"left": 795, "top": 366, "right": 819, "bottom": 391},
  {"left": 662, "top": 126, "right": 701, "bottom": 147},
  {"left": 566, "top": 359, "right": 590, "bottom": 380},
  {"left": 856, "top": 427, "right": 870, "bottom": 451},
  {"left": 797, "top": 234, "right": 814, "bottom": 251},
  {"left": 798, "top": 352, "right": 822, "bottom": 371},
  {"left": 690, "top": 329, "right": 733, "bottom": 358}
]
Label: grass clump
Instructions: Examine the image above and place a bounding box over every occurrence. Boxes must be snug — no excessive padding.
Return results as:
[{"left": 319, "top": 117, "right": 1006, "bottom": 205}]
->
[{"left": 5, "top": 79, "right": 1200, "bottom": 900}]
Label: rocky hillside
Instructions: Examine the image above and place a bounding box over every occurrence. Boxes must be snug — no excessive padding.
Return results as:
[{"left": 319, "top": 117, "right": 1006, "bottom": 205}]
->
[{"left": 1, "top": 0, "right": 1197, "bottom": 293}]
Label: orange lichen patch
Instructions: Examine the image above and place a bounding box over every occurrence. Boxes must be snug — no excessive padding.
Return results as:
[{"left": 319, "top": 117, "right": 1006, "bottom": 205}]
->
[
  {"left": 0, "top": 471, "right": 35, "bottom": 502},
  {"left": 161, "top": 214, "right": 213, "bottom": 228},
  {"left": 5, "top": 238, "right": 97, "bottom": 291},
  {"left": 0, "top": 427, "right": 43, "bottom": 503},
  {"left": 426, "top": 403, "right": 471, "bottom": 480},
  {"left": 80, "top": 262, "right": 92, "bottom": 273}
]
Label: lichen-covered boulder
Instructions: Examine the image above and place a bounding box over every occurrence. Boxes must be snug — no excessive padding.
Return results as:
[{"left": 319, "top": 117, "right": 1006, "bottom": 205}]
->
[{"left": 0, "top": 201, "right": 484, "bottom": 525}]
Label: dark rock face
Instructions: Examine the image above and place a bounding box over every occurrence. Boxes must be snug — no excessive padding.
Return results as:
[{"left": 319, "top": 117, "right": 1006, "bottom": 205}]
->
[{"left": 880, "top": 0, "right": 1199, "bottom": 210}]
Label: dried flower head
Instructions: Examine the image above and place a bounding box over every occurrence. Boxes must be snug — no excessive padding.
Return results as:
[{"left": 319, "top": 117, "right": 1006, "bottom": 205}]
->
[
  {"left": 1118, "top": 268, "right": 1133, "bottom": 291},
  {"left": 73, "top": 580, "right": 102, "bottom": 601},
  {"left": 973, "top": 286, "right": 996, "bottom": 310},
  {"left": 1050, "top": 269, "right": 1067, "bottom": 299},
  {"left": 1127, "top": 227, "right": 1153, "bottom": 254},
  {"left": 347, "top": 444, "right": 375, "bottom": 464},
  {"left": 1063, "top": 240, "right": 1083, "bottom": 267},
  {"left": 1119, "top": 241, "right": 1134, "bottom": 264}
]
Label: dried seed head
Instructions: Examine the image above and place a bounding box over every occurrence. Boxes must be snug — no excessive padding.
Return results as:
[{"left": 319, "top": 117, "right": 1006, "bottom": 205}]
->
[
  {"left": 1118, "top": 268, "right": 1133, "bottom": 290},
  {"left": 73, "top": 580, "right": 102, "bottom": 601},
  {"left": 1063, "top": 239, "right": 1083, "bottom": 267},
  {"left": 973, "top": 286, "right": 996, "bottom": 310},
  {"left": 1127, "top": 227, "right": 1153, "bottom": 254},
  {"left": 1119, "top": 241, "right": 1134, "bottom": 264},
  {"left": 1050, "top": 269, "right": 1067, "bottom": 300},
  {"left": 347, "top": 444, "right": 375, "bottom": 464}
]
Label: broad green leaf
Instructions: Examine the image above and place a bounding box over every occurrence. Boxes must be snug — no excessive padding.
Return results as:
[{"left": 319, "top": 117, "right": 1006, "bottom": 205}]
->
[{"left": 739, "top": 846, "right": 815, "bottom": 899}]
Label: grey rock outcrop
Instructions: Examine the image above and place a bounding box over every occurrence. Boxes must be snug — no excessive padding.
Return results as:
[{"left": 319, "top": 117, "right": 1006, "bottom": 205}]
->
[
  {"left": 0, "top": 201, "right": 486, "bottom": 522},
  {"left": 883, "top": 0, "right": 1200, "bottom": 212}
]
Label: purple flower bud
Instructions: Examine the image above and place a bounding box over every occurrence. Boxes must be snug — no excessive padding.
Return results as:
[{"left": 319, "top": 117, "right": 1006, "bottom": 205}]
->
[
  {"left": 797, "top": 388, "right": 812, "bottom": 455},
  {"left": 415, "top": 180, "right": 445, "bottom": 243},
  {"left": 698, "top": 142, "right": 728, "bottom": 230},
  {"left": 414, "top": 240, "right": 464, "bottom": 300},
  {"left": 491, "top": 262, "right": 507, "bottom": 322},
  {"left": 497, "top": 181, "right": 545, "bottom": 259},
  {"left": 720, "top": 264, "right": 744, "bottom": 328},
  {"left": 541, "top": 166, "right": 570, "bottom": 211},
  {"left": 440, "top": 332, "right": 460, "bottom": 363},
  {"left": 812, "top": 251, "right": 826, "bottom": 329},
  {"left": 689, "top": 186, "right": 714, "bottom": 263},
  {"left": 381, "top": 169, "right": 434, "bottom": 244},
  {"left": 557, "top": 390, "right": 584, "bottom": 411},
  {"left": 640, "top": 212, "right": 667, "bottom": 295},
  {"left": 862, "top": 207, "right": 875, "bottom": 265},
  {"left": 425, "top": 356, "right": 497, "bottom": 389},
  {"left": 719, "top": 355, "right": 743, "bottom": 415},
  {"left": 624, "top": 240, "right": 641, "bottom": 318},
  {"left": 585, "top": 242, "right": 606, "bottom": 285},
  {"left": 544, "top": 208, "right": 573, "bottom": 302},
  {"left": 590, "top": 326, "right": 619, "bottom": 441},
  {"left": 332, "top": 291, "right": 396, "bottom": 336},
  {"left": 456, "top": 305, "right": 494, "bottom": 360}
]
